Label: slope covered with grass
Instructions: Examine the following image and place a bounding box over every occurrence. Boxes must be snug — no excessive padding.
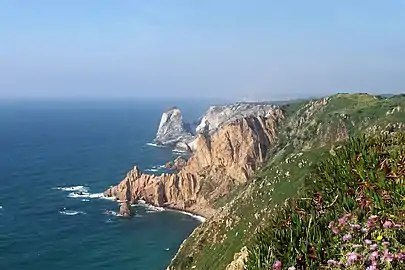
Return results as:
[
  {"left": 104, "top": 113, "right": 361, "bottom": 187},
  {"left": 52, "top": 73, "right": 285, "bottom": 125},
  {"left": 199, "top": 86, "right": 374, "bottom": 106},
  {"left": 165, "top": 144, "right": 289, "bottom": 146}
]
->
[
  {"left": 248, "top": 133, "right": 405, "bottom": 269},
  {"left": 168, "top": 93, "right": 405, "bottom": 270}
]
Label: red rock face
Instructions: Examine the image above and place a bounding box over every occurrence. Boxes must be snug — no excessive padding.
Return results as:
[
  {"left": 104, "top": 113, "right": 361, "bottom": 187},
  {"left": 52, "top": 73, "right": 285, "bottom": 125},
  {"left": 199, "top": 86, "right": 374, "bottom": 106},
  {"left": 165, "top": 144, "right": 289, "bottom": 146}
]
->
[{"left": 104, "top": 108, "right": 284, "bottom": 218}]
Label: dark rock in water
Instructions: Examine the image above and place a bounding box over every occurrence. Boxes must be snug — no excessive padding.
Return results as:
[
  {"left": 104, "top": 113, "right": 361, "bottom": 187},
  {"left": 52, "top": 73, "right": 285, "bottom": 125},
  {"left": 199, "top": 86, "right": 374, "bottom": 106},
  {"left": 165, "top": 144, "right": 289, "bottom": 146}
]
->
[
  {"left": 119, "top": 201, "right": 134, "bottom": 217},
  {"left": 153, "top": 107, "right": 195, "bottom": 150}
]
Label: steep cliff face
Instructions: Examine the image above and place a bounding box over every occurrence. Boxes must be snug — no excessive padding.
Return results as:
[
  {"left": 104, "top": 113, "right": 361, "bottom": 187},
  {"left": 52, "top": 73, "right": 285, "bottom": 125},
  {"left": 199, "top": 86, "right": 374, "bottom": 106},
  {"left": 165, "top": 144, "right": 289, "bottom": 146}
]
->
[
  {"left": 104, "top": 107, "right": 284, "bottom": 217},
  {"left": 153, "top": 107, "right": 194, "bottom": 149}
]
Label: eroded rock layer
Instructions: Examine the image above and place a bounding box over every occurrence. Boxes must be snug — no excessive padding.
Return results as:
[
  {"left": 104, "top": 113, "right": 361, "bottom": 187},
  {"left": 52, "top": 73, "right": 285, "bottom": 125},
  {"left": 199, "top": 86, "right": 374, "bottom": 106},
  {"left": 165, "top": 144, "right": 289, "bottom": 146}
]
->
[{"left": 104, "top": 107, "right": 283, "bottom": 217}]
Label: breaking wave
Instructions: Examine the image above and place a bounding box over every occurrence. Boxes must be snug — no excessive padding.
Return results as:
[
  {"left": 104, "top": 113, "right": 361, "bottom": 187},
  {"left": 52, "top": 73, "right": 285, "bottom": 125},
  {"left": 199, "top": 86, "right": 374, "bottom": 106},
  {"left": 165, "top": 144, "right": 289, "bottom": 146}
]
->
[
  {"left": 55, "top": 185, "right": 89, "bottom": 192},
  {"left": 58, "top": 209, "right": 86, "bottom": 216},
  {"left": 146, "top": 143, "right": 165, "bottom": 148}
]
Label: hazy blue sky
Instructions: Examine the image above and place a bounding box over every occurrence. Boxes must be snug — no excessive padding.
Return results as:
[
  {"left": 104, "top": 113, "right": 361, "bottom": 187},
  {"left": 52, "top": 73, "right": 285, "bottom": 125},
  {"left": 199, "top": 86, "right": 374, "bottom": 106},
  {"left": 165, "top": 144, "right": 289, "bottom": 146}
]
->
[{"left": 1, "top": 1, "right": 404, "bottom": 100}]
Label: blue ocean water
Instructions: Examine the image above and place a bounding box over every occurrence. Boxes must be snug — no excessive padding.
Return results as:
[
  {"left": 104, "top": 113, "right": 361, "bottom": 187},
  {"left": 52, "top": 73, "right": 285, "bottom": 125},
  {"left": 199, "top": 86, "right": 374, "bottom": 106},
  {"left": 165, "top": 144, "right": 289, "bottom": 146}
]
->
[{"left": 0, "top": 100, "right": 210, "bottom": 270}]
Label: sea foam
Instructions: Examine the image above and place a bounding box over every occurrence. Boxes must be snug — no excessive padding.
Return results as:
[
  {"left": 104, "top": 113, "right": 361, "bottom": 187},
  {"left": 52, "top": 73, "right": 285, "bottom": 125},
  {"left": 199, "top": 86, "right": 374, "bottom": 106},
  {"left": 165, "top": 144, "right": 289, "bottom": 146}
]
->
[
  {"left": 55, "top": 185, "right": 89, "bottom": 192},
  {"left": 146, "top": 143, "right": 165, "bottom": 148},
  {"left": 58, "top": 209, "right": 86, "bottom": 216},
  {"left": 135, "top": 200, "right": 165, "bottom": 212}
]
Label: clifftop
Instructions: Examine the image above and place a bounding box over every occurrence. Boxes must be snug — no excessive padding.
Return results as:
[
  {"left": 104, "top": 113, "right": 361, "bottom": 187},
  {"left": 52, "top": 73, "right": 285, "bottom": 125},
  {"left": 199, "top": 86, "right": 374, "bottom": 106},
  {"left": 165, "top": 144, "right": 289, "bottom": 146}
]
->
[{"left": 152, "top": 102, "right": 278, "bottom": 151}]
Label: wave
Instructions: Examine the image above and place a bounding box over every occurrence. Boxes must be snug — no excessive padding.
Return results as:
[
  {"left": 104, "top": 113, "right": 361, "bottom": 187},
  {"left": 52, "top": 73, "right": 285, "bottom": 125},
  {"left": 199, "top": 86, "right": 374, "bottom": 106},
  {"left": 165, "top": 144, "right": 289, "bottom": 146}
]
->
[
  {"left": 145, "top": 168, "right": 159, "bottom": 172},
  {"left": 55, "top": 185, "right": 89, "bottom": 192},
  {"left": 135, "top": 200, "right": 205, "bottom": 221},
  {"left": 174, "top": 210, "right": 206, "bottom": 222},
  {"left": 135, "top": 200, "right": 165, "bottom": 212},
  {"left": 58, "top": 209, "right": 86, "bottom": 216},
  {"left": 67, "top": 192, "right": 104, "bottom": 199},
  {"left": 146, "top": 143, "right": 165, "bottom": 148},
  {"left": 55, "top": 185, "right": 116, "bottom": 201},
  {"left": 68, "top": 192, "right": 116, "bottom": 201},
  {"left": 172, "top": 149, "right": 188, "bottom": 154}
]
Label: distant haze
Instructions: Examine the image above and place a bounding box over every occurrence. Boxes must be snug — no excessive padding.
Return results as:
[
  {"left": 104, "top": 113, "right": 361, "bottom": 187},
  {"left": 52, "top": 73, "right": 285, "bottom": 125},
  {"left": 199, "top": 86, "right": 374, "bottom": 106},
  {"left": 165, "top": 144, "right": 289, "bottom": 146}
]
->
[{"left": 1, "top": 1, "right": 405, "bottom": 101}]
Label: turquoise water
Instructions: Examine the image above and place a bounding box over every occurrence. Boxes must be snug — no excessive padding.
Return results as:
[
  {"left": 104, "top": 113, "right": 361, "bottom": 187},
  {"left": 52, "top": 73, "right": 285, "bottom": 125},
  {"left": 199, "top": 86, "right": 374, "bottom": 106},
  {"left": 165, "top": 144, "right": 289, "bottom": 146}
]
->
[{"left": 0, "top": 100, "right": 208, "bottom": 269}]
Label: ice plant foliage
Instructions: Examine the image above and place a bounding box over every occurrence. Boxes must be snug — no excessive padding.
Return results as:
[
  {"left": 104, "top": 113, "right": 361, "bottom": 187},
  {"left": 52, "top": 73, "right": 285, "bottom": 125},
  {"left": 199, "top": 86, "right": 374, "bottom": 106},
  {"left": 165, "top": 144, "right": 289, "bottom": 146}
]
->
[{"left": 247, "top": 133, "right": 405, "bottom": 269}]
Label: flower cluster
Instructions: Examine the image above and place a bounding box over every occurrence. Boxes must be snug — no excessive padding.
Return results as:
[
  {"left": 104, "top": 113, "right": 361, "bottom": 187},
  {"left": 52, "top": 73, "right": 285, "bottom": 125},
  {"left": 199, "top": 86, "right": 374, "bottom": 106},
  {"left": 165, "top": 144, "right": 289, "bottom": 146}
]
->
[
  {"left": 326, "top": 213, "right": 405, "bottom": 269},
  {"left": 270, "top": 213, "right": 405, "bottom": 269}
]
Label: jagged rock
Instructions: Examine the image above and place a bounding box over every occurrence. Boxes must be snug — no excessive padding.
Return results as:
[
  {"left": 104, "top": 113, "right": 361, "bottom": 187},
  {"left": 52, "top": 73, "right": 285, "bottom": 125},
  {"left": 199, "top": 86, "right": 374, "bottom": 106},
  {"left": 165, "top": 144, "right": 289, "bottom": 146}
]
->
[
  {"left": 118, "top": 201, "right": 133, "bottom": 217},
  {"left": 104, "top": 107, "right": 283, "bottom": 218},
  {"left": 153, "top": 107, "right": 194, "bottom": 149}
]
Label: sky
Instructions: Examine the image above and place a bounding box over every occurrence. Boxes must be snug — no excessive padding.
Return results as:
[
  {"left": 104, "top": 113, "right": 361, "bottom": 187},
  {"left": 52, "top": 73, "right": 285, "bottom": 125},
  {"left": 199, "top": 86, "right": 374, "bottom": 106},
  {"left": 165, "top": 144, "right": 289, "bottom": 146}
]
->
[{"left": 0, "top": 0, "right": 404, "bottom": 101}]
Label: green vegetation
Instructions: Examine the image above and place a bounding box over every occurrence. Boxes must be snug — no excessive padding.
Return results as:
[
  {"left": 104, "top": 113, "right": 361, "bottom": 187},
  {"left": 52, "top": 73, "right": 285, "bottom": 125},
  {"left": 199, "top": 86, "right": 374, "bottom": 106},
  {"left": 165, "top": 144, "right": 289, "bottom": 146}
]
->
[
  {"left": 248, "top": 133, "right": 405, "bottom": 269},
  {"left": 168, "top": 93, "right": 405, "bottom": 270}
]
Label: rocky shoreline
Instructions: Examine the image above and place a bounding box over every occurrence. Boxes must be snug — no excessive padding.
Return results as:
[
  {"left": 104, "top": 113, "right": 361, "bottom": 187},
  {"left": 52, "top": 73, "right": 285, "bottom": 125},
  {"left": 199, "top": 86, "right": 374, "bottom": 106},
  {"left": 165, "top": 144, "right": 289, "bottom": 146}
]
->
[{"left": 104, "top": 102, "right": 283, "bottom": 218}]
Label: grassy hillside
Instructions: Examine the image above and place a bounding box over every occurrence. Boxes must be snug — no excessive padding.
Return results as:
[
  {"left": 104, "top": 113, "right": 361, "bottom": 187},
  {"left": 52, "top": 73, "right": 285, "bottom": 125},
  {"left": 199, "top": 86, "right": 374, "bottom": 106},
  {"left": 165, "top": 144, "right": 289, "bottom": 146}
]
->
[{"left": 168, "top": 93, "right": 405, "bottom": 270}]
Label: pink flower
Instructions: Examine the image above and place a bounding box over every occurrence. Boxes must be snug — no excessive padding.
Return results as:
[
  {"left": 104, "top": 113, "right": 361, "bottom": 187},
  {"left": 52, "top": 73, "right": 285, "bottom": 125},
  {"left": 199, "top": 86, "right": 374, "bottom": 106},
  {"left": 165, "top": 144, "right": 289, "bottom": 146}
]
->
[
  {"left": 383, "top": 220, "right": 393, "bottom": 228},
  {"left": 273, "top": 260, "right": 282, "bottom": 269},
  {"left": 397, "top": 253, "right": 405, "bottom": 260},
  {"left": 364, "top": 239, "right": 372, "bottom": 245},
  {"left": 338, "top": 214, "right": 351, "bottom": 225},
  {"left": 370, "top": 244, "right": 378, "bottom": 251},
  {"left": 350, "top": 224, "right": 361, "bottom": 230},
  {"left": 382, "top": 241, "right": 390, "bottom": 246},
  {"left": 342, "top": 234, "right": 352, "bottom": 241},
  {"left": 346, "top": 252, "right": 361, "bottom": 266},
  {"left": 369, "top": 251, "right": 379, "bottom": 260},
  {"left": 327, "top": 260, "right": 338, "bottom": 265},
  {"left": 394, "top": 224, "right": 402, "bottom": 228},
  {"left": 329, "top": 221, "right": 340, "bottom": 234},
  {"left": 367, "top": 215, "right": 378, "bottom": 228},
  {"left": 383, "top": 252, "right": 394, "bottom": 262}
]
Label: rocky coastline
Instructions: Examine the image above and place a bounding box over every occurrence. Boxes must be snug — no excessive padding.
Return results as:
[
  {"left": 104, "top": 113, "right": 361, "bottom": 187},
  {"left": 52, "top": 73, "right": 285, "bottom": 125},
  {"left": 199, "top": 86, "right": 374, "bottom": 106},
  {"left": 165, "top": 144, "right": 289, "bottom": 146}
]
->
[{"left": 104, "top": 102, "right": 283, "bottom": 218}]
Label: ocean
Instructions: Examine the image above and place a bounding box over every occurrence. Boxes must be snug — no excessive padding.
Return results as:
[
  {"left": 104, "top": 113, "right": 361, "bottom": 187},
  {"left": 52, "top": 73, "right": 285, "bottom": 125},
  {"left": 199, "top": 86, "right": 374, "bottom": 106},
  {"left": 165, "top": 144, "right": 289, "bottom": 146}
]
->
[{"left": 0, "top": 99, "right": 211, "bottom": 270}]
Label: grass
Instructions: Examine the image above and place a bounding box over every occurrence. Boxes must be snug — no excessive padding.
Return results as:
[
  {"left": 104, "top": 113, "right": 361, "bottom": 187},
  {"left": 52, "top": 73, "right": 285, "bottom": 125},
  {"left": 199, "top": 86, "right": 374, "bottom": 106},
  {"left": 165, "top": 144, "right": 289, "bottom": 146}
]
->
[
  {"left": 168, "top": 93, "right": 405, "bottom": 270},
  {"left": 247, "top": 132, "right": 405, "bottom": 269}
]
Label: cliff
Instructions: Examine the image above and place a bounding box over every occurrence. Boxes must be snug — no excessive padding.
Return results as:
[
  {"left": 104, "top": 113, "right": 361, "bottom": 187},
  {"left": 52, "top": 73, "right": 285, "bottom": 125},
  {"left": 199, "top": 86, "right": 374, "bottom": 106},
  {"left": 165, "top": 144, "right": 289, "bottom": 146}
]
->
[
  {"left": 152, "top": 102, "right": 278, "bottom": 152},
  {"left": 105, "top": 93, "right": 405, "bottom": 269},
  {"left": 195, "top": 102, "right": 277, "bottom": 135},
  {"left": 105, "top": 107, "right": 283, "bottom": 217},
  {"left": 167, "top": 93, "right": 405, "bottom": 270}
]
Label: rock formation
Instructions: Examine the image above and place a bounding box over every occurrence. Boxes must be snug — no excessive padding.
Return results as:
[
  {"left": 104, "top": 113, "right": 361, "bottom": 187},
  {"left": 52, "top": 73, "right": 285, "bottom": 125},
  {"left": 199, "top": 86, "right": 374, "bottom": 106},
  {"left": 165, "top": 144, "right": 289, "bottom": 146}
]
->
[
  {"left": 152, "top": 102, "right": 278, "bottom": 152},
  {"left": 118, "top": 201, "right": 134, "bottom": 217},
  {"left": 195, "top": 102, "right": 277, "bottom": 135},
  {"left": 104, "top": 106, "right": 284, "bottom": 217},
  {"left": 153, "top": 107, "right": 194, "bottom": 150}
]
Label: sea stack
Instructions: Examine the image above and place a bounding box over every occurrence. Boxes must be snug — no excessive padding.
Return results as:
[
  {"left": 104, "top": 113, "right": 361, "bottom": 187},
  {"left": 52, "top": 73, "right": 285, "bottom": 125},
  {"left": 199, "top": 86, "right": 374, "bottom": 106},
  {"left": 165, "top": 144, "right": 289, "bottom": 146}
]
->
[
  {"left": 153, "top": 107, "right": 195, "bottom": 151},
  {"left": 119, "top": 201, "right": 134, "bottom": 217}
]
